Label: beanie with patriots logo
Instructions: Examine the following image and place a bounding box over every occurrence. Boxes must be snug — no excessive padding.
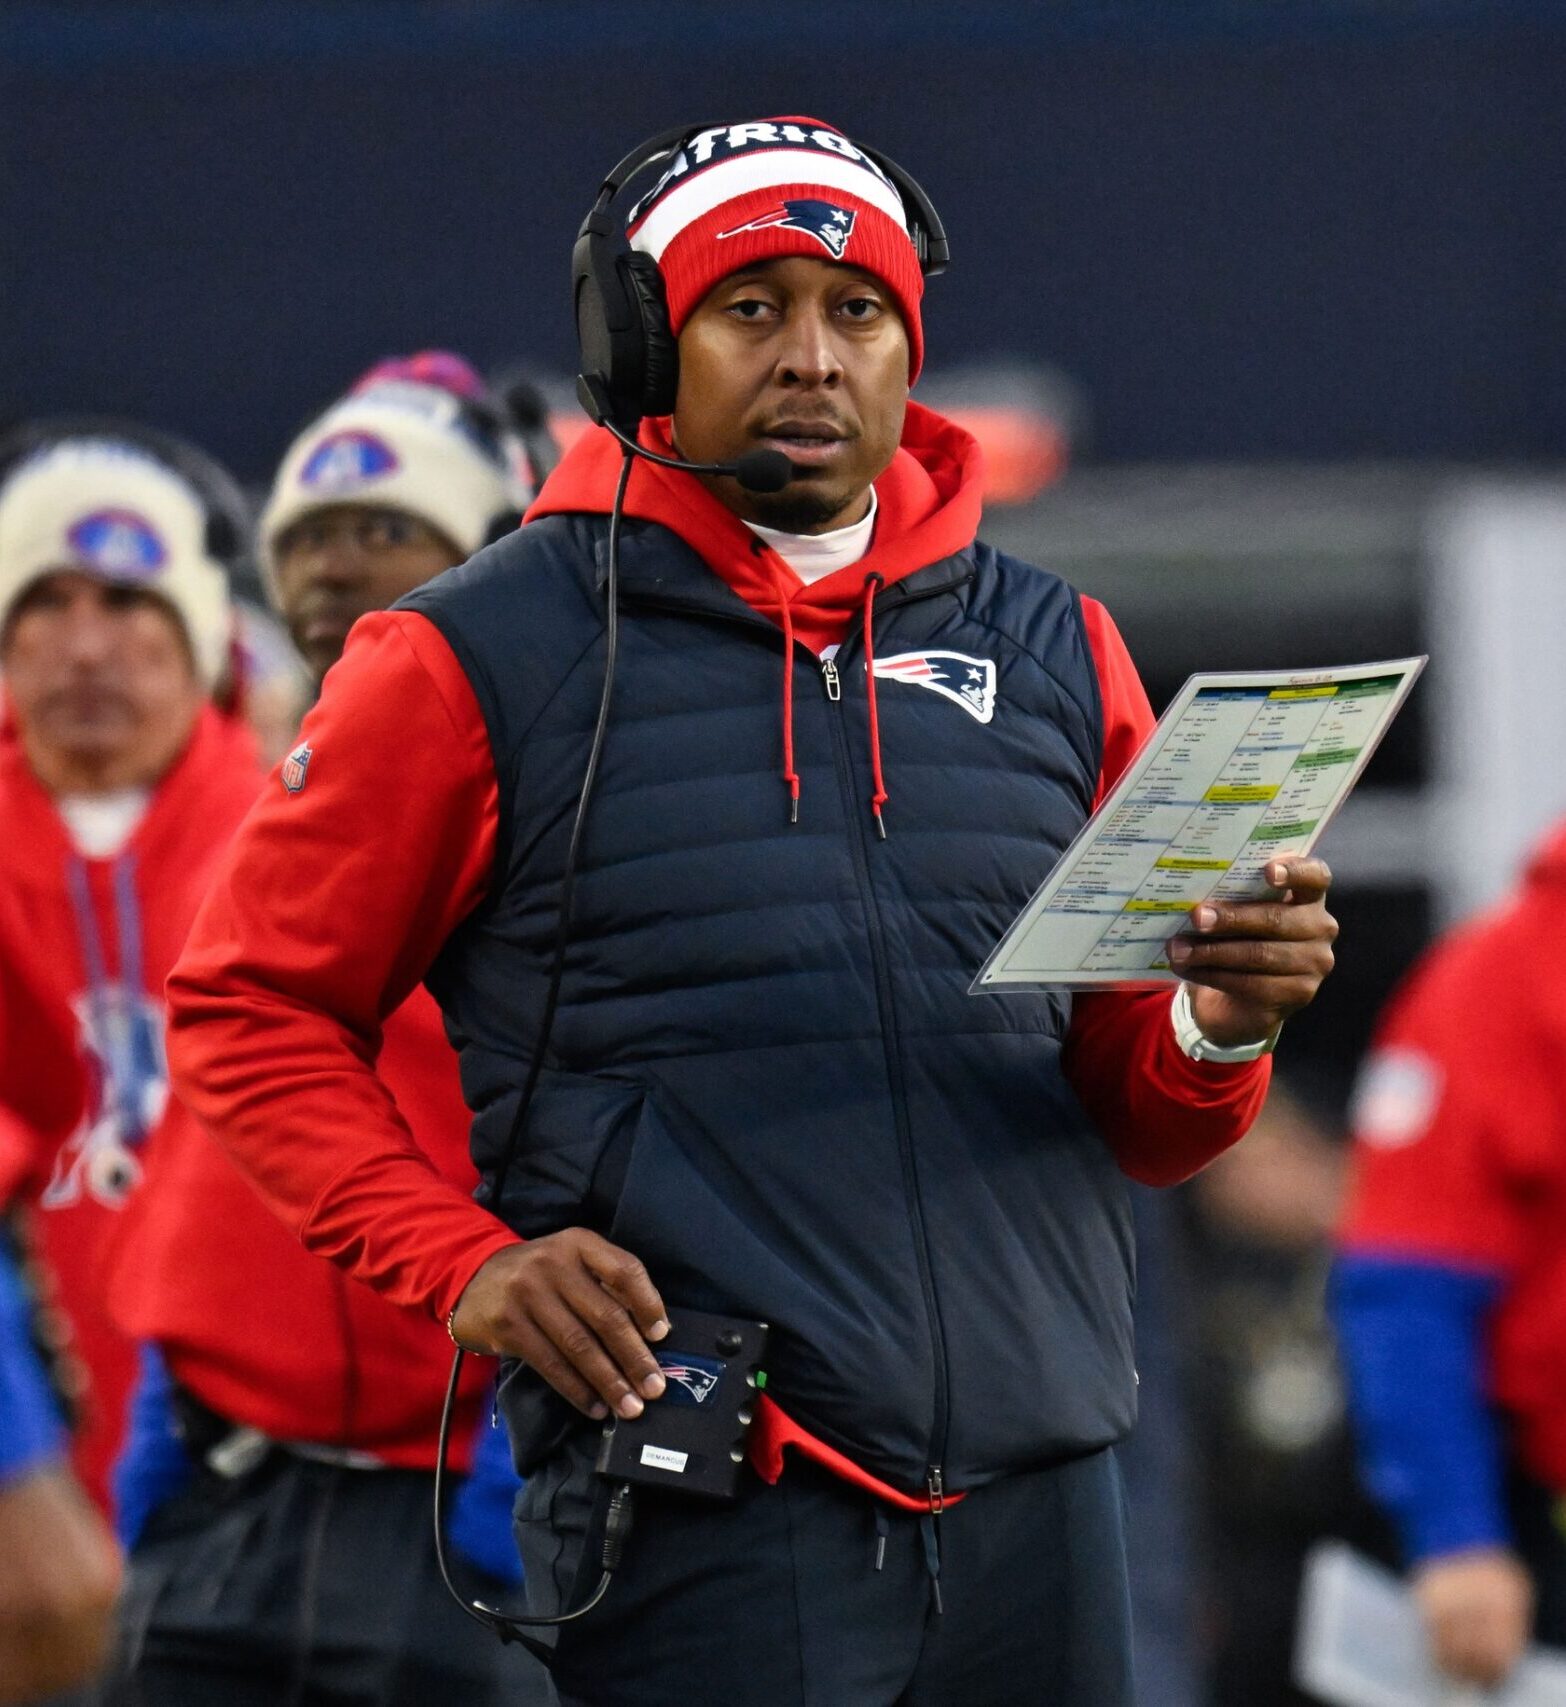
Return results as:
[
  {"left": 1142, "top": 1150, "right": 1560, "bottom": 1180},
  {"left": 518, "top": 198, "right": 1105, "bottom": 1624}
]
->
[{"left": 627, "top": 118, "right": 927, "bottom": 380}]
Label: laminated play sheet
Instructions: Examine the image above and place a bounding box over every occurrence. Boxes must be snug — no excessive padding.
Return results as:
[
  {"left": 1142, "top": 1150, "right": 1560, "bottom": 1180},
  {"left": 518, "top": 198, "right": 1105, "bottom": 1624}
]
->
[
  {"left": 1295, "top": 1541, "right": 1566, "bottom": 1707},
  {"left": 972, "top": 657, "right": 1425, "bottom": 993}
]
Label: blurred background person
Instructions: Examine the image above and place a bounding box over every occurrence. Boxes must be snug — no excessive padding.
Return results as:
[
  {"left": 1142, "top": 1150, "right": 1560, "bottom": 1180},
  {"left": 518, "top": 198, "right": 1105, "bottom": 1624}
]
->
[
  {"left": 0, "top": 1213, "right": 120, "bottom": 1705},
  {"left": 0, "top": 423, "right": 259, "bottom": 1517},
  {"left": 222, "top": 600, "right": 313, "bottom": 765},
  {"left": 100, "top": 353, "right": 555, "bottom": 1707},
  {"left": 1333, "top": 817, "right": 1566, "bottom": 1692},
  {"left": 1182, "top": 1080, "right": 1388, "bottom": 1705}
]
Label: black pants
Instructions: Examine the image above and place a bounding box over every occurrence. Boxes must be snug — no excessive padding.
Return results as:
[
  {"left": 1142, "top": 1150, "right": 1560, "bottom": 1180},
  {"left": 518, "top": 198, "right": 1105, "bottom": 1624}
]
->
[
  {"left": 518, "top": 1436, "right": 1134, "bottom": 1707},
  {"left": 99, "top": 1452, "right": 553, "bottom": 1706},
  {"left": 1511, "top": 1467, "right": 1566, "bottom": 1649}
]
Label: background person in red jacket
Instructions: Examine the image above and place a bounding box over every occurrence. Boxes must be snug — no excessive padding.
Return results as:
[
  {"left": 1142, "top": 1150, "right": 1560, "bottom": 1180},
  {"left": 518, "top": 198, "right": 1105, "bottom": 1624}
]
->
[
  {"left": 0, "top": 424, "right": 259, "bottom": 1516},
  {"left": 1334, "top": 818, "right": 1566, "bottom": 1691},
  {"left": 99, "top": 355, "right": 554, "bottom": 1706}
]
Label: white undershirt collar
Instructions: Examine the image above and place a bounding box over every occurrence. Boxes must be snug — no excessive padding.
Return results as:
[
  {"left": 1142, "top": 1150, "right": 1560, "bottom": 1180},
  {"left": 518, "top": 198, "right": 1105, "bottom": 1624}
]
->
[
  {"left": 746, "top": 489, "right": 877, "bottom": 586},
  {"left": 57, "top": 788, "right": 151, "bottom": 859}
]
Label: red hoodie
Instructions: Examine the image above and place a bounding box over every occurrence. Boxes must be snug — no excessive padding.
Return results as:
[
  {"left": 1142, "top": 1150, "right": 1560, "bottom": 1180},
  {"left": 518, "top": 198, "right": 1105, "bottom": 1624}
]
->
[
  {"left": 0, "top": 706, "right": 261, "bottom": 1509},
  {"left": 166, "top": 406, "right": 1269, "bottom": 1406}
]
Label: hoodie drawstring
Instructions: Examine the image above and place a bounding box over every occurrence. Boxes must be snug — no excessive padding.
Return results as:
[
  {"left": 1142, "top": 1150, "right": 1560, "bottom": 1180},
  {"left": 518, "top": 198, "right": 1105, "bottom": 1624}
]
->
[
  {"left": 764, "top": 561, "right": 888, "bottom": 836},
  {"left": 861, "top": 573, "right": 889, "bottom": 839}
]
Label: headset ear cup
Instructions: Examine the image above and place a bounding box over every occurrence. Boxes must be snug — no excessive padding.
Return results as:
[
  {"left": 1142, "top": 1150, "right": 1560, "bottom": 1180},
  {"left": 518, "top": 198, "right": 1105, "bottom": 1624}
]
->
[{"left": 622, "top": 253, "right": 679, "bottom": 419}]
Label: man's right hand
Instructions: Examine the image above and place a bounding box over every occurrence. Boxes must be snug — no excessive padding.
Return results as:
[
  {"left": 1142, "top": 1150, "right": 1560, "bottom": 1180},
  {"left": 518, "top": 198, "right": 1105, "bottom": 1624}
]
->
[
  {"left": 1412, "top": 1546, "right": 1534, "bottom": 1689},
  {"left": 449, "top": 1231, "right": 670, "bottom": 1421}
]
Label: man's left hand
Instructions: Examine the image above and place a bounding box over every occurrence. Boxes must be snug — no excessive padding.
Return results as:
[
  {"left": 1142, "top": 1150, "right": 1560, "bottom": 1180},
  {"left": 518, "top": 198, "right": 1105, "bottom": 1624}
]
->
[{"left": 1167, "top": 856, "right": 1337, "bottom": 1048}]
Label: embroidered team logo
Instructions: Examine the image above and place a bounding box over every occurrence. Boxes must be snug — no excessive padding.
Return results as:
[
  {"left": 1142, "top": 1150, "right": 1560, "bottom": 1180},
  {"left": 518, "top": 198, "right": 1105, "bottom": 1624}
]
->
[
  {"left": 718, "top": 199, "right": 857, "bottom": 259},
  {"left": 656, "top": 1355, "right": 722, "bottom": 1407},
  {"left": 66, "top": 509, "right": 167, "bottom": 578},
  {"left": 299, "top": 430, "right": 399, "bottom": 491},
  {"left": 871, "top": 652, "right": 997, "bottom": 724},
  {"left": 281, "top": 741, "right": 312, "bottom": 794}
]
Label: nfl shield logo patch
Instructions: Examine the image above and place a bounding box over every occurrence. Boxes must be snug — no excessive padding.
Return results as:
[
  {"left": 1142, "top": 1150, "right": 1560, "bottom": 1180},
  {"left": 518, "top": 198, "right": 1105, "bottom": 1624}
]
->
[{"left": 281, "top": 742, "right": 312, "bottom": 794}]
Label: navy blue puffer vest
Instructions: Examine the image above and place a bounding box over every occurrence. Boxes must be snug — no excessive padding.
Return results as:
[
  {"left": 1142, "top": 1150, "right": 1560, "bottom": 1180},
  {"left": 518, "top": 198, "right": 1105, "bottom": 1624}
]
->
[{"left": 404, "top": 513, "right": 1134, "bottom": 1495}]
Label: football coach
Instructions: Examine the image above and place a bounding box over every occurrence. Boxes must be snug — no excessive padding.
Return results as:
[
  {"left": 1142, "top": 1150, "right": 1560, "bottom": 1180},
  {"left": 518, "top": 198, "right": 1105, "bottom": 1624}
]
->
[{"left": 167, "top": 117, "right": 1339, "bottom": 1706}]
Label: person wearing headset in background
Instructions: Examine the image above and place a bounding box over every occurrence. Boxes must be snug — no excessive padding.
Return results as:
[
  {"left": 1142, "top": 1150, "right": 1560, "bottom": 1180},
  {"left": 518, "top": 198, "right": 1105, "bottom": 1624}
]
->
[
  {"left": 100, "top": 354, "right": 556, "bottom": 1707},
  {"left": 165, "top": 121, "right": 1340, "bottom": 1705},
  {"left": 0, "top": 1216, "right": 121, "bottom": 1705},
  {"left": 0, "top": 425, "right": 262, "bottom": 1520},
  {"left": 1334, "top": 816, "right": 1566, "bottom": 1692}
]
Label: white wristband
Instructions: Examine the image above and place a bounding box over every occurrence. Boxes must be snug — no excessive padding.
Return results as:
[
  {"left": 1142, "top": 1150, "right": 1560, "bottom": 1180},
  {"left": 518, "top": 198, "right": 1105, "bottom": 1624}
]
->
[{"left": 1170, "top": 981, "right": 1281, "bottom": 1063}]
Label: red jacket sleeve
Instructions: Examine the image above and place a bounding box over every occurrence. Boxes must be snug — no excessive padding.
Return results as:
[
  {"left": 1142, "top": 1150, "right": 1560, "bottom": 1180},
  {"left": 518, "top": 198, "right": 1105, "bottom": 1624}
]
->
[
  {"left": 1063, "top": 597, "right": 1271, "bottom": 1185},
  {"left": 1339, "top": 915, "right": 1539, "bottom": 1271},
  {"left": 165, "top": 611, "right": 521, "bottom": 1321}
]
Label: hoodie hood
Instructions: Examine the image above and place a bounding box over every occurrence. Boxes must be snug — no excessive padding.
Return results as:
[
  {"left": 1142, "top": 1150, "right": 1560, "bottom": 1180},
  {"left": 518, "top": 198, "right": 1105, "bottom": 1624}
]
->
[{"left": 526, "top": 400, "right": 984, "bottom": 656}]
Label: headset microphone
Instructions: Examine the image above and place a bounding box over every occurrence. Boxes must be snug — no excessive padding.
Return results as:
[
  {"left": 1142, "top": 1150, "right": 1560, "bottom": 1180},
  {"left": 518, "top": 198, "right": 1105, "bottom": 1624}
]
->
[{"left": 580, "top": 384, "right": 795, "bottom": 495}]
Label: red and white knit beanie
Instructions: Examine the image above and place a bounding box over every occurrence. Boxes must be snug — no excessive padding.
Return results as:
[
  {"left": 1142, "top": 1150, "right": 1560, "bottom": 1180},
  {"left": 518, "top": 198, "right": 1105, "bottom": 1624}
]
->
[{"left": 626, "top": 118, "right": 926, "bottom": 380}]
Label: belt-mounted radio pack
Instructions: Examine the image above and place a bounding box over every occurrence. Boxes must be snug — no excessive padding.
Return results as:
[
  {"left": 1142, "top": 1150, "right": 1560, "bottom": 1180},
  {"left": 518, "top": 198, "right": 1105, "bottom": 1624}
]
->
[{"left": 597, "top": 1307, "right": 769, "bottom": 1501}]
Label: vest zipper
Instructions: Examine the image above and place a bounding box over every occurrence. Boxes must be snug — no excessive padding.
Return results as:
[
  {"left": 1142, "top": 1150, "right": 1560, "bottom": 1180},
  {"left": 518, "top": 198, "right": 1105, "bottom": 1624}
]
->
[
  {"left": 626, "top": 566, "right": 974, "bottom": 1485},
  {"left": 820, "top": 620, "right": 953, "bottom": 1483}
]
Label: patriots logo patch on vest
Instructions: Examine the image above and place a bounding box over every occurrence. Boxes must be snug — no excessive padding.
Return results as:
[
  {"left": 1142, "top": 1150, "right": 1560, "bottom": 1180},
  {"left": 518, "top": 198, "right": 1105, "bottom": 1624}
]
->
[
  {"left": 66, "top": 509, "right": 167, "bottom": 578},
  {"left": 656, "top": 1354, "right": 722, "bottom": 1407},
  {"left": 281, "top": 741, "right": 312, "bottom": 794},
  {"left": 719, "top": 199, "right": 857, "bottom": 259},
  {"left": 871, "top": 652, "right": 997, "bottom": 724},
  {"left": 299, "top": 430, "right": 400, "bottom": 491}
]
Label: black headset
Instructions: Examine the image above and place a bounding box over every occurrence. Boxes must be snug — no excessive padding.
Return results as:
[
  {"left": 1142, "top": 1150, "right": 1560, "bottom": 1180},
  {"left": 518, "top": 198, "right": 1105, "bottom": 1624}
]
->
[
  {"left": 0, "top": 415, "right": 251, "bottom": 570},
  {"left": 571, "top": 121, "right": 951, "bottom": 435}
]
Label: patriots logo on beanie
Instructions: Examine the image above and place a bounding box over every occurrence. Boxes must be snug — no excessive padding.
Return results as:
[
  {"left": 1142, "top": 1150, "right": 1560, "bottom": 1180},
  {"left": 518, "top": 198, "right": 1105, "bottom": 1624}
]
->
[
  {"left": 627, "top": 118, "right": 927, "bottom": 380},
  {"left": 720, "top": 200, "right": 857, "bottom": 259}
]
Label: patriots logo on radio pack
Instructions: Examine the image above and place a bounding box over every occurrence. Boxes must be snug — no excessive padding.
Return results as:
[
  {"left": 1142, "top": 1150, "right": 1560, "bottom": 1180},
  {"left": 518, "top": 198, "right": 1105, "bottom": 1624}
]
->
[
  {"left": 656, "top": 1354, "right": 723, "bottom": 1407},
  {"left": 719, "top": 199, "right": 857, "bottom": 259},
  {"left": 299, "top": 430, "right": 400, "bottom": 491},
  {"left": 66, "top": 509, "right": 167, "bottom": 578},
  {"left": 871, "top": 652, "right": 997, "bottom": 724}
]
